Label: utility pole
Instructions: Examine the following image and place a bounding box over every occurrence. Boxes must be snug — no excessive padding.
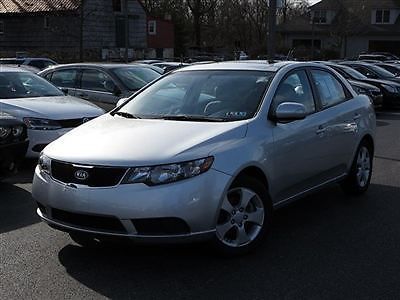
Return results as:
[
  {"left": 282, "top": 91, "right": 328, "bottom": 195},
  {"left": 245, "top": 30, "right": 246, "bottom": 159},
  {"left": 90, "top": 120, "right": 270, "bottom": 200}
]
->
[
  {"left": 124, "top": 0, "right": 129, "bottom": 63},
  {"left": 268, "top": 0, "right": 277, "bottom": 61}
]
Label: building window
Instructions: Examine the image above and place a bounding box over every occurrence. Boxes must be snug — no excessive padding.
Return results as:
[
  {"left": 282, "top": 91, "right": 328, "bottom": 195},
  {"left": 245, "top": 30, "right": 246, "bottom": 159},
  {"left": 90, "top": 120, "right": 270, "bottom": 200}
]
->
[
  {"left": 44, "top": 16, "right": 50, "bottom": 29},
  {"left": 376, "top": 9, "right": 390, "bottom": 23},
  {"left": 0, "top": 21, "right": 4, "bottom": 34},
  {"left": 313, "top": 10, "right": 327, "bottom": 24},
  {"left": 113, "top": 0, "right": 122, "bottom": 12},
  {"left": 148, "top": 20, "right": 156, "bottom": 35}
]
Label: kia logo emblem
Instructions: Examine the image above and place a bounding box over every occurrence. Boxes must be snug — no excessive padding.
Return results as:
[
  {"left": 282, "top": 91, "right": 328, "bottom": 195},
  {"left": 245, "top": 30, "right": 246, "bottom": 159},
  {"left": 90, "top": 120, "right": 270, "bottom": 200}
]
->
[{"left": 74, "top": 170, "right": 89, "bottom": 181}]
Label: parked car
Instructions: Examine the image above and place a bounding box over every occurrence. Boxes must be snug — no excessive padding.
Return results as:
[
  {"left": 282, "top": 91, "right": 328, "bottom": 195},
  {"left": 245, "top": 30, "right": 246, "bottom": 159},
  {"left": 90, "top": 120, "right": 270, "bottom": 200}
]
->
[
  {"left": 327, "top": 62, "right": 400, "bottom": 107},
  {"left": 152, "top": 62, "right": 190, "bottom": 73},
  {"left": 373, "top": 62, "right": 400, "bottom": 77},
  {"left": 0, "top": 57, "right": 57, "bottom": 70},
  {"left": 358, "top": 53, "right": 399, "bottom": 61},
  {"left": 32, "top": 61, "right": 375, "bottom": 255},
  {"left": 39, "top": 63, "right": 162, "bottom": 111},
  {"left": 0, "top": 112, "right": 28, "bottom": 179},
  {"left": 0, "top": 67, "right": 104, "bottom": 158},
  {"left": 317, "top": 62, "right": 383, "bottom": 107},
  {"left": 340, "top": 61, "right": 400, "bottom": 84}
]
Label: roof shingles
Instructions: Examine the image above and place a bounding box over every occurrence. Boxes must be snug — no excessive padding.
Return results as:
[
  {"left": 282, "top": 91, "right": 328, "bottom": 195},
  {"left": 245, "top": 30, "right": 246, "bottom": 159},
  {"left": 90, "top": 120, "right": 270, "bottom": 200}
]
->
[{"left": 0, "top": 0, "right": 81, "bottom": 14}]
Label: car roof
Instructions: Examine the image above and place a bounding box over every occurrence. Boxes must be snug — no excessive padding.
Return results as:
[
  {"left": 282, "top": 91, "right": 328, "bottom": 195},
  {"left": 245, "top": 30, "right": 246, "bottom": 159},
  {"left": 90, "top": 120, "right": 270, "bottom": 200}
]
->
[
  {"left": 43, "top": 63, "right": 155, "bottom": 70},
  {"left": 0, "top": 65, "right": 30, "bottom": 72},
  {"left": 173, "top": 61, "right": 319, "bottom": 72}
]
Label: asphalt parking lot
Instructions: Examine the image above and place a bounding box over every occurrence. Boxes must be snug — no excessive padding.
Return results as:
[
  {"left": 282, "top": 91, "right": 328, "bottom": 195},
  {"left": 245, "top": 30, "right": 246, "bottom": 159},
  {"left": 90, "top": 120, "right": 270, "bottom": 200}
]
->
[{"left": 1, "top": 111, "right": 400, "bottom": 299}]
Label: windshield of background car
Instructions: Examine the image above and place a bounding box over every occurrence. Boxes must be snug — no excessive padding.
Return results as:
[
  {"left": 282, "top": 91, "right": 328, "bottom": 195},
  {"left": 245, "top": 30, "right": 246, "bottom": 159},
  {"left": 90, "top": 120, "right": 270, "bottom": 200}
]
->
[
  {"left": 112, "top": 67, "right": 161, "bottom": 91},
  {"left": 117, "top": 70, "right": 274, "bottom": 121},
  {"left": 340, "top": 66, "right": 368, "bottom": 80},
  {"left": 0, "top": 72, "right": 64, "bottom": 99},
  {"left": 368, "top": 65, "right": 397, "bottom": 78}
]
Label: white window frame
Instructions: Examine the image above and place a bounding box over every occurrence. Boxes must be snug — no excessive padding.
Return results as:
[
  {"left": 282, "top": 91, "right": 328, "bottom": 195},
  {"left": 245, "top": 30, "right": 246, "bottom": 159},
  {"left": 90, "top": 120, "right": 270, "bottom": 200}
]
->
[
  {"left": 148, "top": 20, "right": 157, "bottom": 35},
  {"left": 375, "top": 9, "right": 391, "bottom": 24},
  {"left": 0, "top": 21, "right": 4, "bottom": 34}
]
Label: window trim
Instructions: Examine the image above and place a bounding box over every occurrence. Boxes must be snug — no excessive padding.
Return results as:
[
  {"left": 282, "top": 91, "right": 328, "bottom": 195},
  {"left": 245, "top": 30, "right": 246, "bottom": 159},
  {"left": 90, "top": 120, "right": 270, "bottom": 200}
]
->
[
  {"left": 44, "top": 16, "right": 50, "bottom": 29},
  {"left": 375, "top": 9, "right": 391, "bottom": 24},
  {"left": 307, "top": 67, "right": 352, "bottom": 111},
  {"left": 148, "top": 20, "right": 157, "bottom": 35},
  {"left": 269, "top": 67, "right": 318, "bottom": 120}
]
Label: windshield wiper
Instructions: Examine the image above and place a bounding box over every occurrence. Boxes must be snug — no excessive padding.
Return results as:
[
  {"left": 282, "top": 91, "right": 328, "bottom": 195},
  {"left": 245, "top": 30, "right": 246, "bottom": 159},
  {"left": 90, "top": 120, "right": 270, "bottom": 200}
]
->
[
  {"left": 157, "top": 115, "right": 226, "bottom": 122},
  {"left": 112, "top": 111, "right": 141, "bottom": 119}
]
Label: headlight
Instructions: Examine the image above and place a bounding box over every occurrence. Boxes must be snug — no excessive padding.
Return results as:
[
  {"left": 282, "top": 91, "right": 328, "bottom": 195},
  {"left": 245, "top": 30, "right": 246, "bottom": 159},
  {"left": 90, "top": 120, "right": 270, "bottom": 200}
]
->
[
  {"left": 38, "top": 153, "right": 51, "bottom": 174},
  {"left": 23, "top": 118, "right": 62, "bottom": 130},
  {"left": 12, "top": 125, "right": 24, "bottom": 137},
  {"left": 123, "top": 157, "right": 214, "bottom": 185},
  {"left": 381, "top": 84, "right": 397, "bottom": 93},
  {"left": 0, "top": 126, "right": 11, "bottom": 139}
]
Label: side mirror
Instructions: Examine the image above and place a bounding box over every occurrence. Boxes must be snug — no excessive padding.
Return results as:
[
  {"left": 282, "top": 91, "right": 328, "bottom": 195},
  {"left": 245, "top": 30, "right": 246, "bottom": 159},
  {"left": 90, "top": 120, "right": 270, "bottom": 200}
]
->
[
  {"left": 117, "top": 97, "right": 129, "bottom": 107},
  {"left": 61, "top": 88, "right": 68, "bottom": 95},
  {"left": 273, "top": 102, "right": 307, "bottom": 122}
]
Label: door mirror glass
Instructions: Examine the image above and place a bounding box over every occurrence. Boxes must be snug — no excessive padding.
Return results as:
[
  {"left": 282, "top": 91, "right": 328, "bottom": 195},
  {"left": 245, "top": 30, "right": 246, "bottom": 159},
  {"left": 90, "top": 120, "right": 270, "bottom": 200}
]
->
[{"left": 274, "top": 102, "right": 307, "bottom": 122}]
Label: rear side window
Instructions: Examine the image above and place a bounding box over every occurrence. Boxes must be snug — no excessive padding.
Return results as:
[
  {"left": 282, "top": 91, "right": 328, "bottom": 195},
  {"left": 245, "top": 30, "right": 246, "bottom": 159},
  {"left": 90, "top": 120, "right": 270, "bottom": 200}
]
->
[
  {"left": 310, "top": 70, "right": 347, "bottom": 108},
  {"left": 81, "top": 69, "right": 115, "bottom": 92},
  {"left": 50, "top": 69, "right": 78, "bottom": 88}
]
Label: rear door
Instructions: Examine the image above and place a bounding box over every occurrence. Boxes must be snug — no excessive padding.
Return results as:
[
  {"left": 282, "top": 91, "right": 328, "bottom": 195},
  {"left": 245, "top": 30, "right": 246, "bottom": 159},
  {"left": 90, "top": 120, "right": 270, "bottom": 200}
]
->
[{"left": 308, "top": 68, "right": 360, "bottom": 176}]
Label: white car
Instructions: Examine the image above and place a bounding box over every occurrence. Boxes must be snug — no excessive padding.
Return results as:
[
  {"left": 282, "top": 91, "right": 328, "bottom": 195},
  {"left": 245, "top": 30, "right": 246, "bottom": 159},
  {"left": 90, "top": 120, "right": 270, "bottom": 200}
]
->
[{"left": 0, "top": 67, "right": 104, "bottom": 157}]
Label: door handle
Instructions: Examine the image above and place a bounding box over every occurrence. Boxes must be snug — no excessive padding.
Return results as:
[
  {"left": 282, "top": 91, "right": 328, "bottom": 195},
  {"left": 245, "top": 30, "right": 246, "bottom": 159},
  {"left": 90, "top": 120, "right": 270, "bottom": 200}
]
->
[{"left": 353, "top": 113, "right": 361, "bottom": 120}]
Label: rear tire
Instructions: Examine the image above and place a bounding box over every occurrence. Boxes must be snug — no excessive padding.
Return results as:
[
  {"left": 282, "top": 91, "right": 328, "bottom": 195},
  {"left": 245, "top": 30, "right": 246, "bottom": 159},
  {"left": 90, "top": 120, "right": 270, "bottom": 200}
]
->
[
  {"left": 341, "top": 140, "right": 373, "bottom": 195},
  {"left": 213, "top": 176, "right": 272, "bottom": 256}
]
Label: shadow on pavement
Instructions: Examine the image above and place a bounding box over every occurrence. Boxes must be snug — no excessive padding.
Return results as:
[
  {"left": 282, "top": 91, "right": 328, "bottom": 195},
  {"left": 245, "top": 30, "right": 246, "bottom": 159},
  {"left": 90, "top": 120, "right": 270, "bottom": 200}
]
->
[
  {"left": 0, "top": 183, "right": 39, "bottom": 234},
  {"left": 57, "top": 183, "right": 400, "bottom": 299}
]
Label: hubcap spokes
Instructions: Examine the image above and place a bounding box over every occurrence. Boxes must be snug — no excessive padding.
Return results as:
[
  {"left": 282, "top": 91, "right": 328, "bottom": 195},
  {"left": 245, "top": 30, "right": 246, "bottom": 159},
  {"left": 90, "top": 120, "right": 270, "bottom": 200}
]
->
[
  {"left": 216, "top": 187, "right": 264, "bottom": 248},
  {"left": 356, "top": 146, "right": 371, "bottom": 188}
]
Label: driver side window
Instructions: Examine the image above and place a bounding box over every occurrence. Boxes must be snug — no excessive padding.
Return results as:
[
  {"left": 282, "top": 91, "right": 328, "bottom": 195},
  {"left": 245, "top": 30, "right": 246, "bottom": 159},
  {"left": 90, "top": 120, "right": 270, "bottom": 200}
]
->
[{"left": 272, "top": 70, "right": 316, "bottom": 114}]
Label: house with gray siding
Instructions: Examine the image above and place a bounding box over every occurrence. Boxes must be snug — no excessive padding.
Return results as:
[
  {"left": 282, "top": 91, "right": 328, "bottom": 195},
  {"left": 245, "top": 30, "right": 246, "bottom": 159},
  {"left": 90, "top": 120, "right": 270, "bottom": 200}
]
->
[
  {"left": 278, "top": 0, "right": 400, "bottom": 59},
  {"left": 0, "top": 0, "right": 172, "bottom": 61}
]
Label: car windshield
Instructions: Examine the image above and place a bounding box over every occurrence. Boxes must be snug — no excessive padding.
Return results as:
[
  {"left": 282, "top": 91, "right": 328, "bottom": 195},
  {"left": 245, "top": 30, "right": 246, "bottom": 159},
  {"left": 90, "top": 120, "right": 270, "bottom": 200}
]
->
[
  {"left": 368, "top": 64, "right": 397, "bottom": 78},
  {"left": 338, "top": 66, "right": 367, "bottom": 80},
  {"left": 115, "top": 70, "right": 274, "bottom": 121},
  {"left": 0, "top": 71, "right": 64, "bottom": 99},
  {"left": 112, "top": 67, "right": 161, "bottom": 91}
]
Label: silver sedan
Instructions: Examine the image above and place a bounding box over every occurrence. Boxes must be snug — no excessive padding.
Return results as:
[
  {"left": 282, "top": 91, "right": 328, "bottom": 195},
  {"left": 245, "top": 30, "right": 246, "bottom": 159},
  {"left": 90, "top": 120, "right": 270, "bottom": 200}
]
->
[{"left": 32, "top": 61, "right": 376, "bottom": 255}]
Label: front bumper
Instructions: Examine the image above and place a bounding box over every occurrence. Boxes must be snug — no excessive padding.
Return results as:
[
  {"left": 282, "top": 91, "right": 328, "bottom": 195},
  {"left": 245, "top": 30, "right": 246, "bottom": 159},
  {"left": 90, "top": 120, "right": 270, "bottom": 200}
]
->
[
  {"left": 32, "top": 166, "right": 232, "bottom": 242},
  {"left": 26, "top": 128, "right": 72, "bottom": 158},
  {"left": 0, "top": 140, "right": 29, "bottom": 176}
]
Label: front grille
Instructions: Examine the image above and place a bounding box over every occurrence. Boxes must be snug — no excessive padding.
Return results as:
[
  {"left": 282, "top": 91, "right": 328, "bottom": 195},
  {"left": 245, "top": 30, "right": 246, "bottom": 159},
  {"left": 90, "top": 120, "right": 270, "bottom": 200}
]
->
[
  {"left": 58, "top": 117, "right": 94, "bottom": 128},
  {"left": 132, "top": 218, "right": 190, "bottom": 235},
  {"left": 51, "top": 160, "right": 128, "bottom": 187},
  {"left": 370, "top": 91, "right": 382, "bottom": 97},
  {"left": 52, "top": 208, "right": 127, "bottom": 233}
]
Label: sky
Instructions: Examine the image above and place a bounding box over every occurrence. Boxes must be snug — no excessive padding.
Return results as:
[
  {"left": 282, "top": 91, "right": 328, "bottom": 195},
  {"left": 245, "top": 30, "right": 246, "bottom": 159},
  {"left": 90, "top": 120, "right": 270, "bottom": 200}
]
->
[{"left": 309, "top": 0, "right": 321, "bottom": 4}]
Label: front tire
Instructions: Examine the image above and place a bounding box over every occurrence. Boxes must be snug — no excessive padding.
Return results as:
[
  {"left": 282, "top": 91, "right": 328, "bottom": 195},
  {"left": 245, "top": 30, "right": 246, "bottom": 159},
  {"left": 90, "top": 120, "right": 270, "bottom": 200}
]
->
[
  {"left": 341, "top": 140, "right": 373, "bottom": 195},
  {"left": 213, "top": 176, "right": 272, "bottom": 256}
]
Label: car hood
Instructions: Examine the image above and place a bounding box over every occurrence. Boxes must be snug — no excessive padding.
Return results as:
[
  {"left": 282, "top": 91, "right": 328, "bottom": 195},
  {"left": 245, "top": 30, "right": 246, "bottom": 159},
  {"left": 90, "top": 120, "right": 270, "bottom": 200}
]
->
[
  {"left": 0, "top": 95, "right": 104, "bottom": 120},
  {"left": 44, "top": 114, "right": 248, "bottom": 166}
]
